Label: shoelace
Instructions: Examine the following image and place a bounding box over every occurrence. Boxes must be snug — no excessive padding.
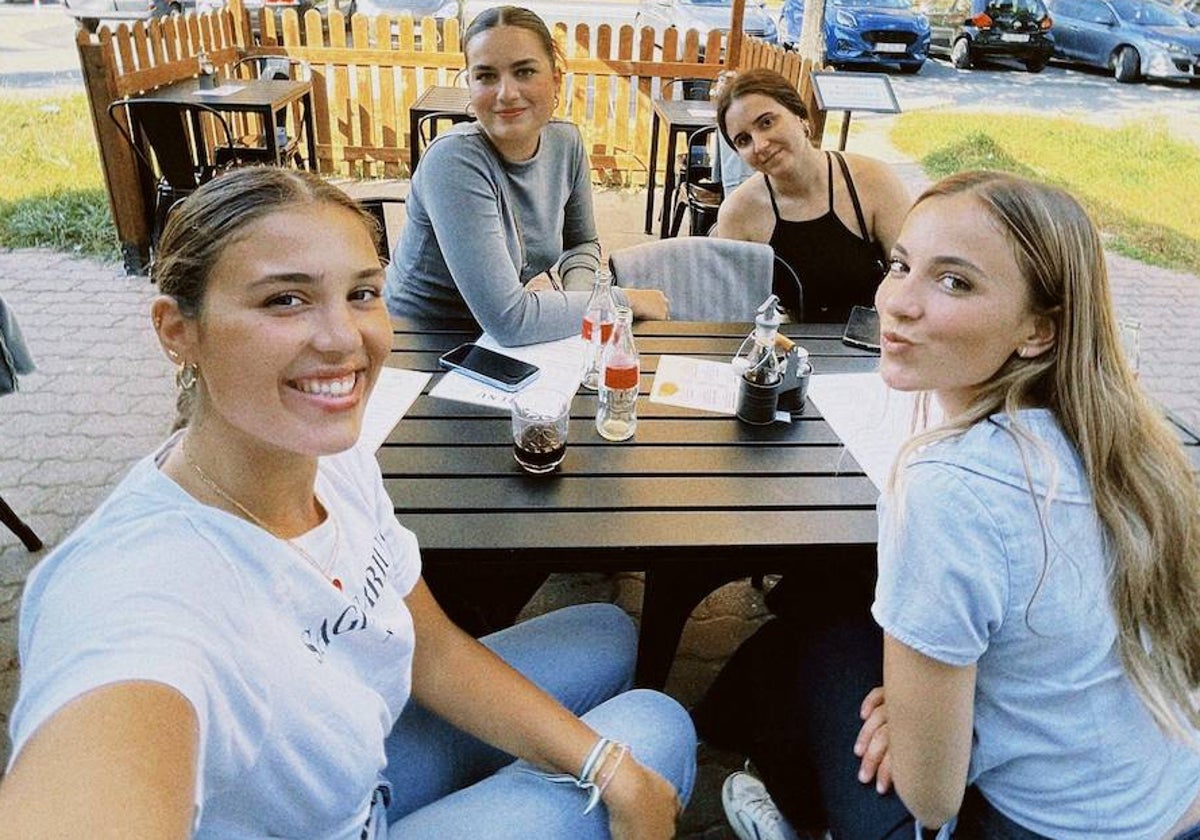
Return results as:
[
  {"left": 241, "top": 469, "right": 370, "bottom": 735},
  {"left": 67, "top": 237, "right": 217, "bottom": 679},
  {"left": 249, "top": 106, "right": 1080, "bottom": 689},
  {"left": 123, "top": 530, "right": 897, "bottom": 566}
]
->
[{"left": 735, "top": 789, "right": 791, "bottom": 840}]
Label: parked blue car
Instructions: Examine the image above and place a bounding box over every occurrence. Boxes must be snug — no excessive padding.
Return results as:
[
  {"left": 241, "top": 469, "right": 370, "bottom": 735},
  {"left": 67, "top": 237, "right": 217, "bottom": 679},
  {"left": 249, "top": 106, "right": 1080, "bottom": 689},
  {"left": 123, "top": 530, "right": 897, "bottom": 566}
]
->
[
  {"left": 779, "top": 0, "right": 931, "bottom": 73},
  {"left": 1046, "top": 0, "right": 1200, "bottom": 81}
]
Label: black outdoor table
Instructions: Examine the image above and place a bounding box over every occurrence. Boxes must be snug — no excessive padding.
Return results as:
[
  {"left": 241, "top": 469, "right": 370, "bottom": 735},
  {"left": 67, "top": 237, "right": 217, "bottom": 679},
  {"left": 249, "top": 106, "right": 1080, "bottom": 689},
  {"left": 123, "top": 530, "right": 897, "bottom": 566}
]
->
[
  {"left": 143, "top": 77, "right": 318, "bottom": 169},
  {"left": 381, "top": 318, "right": 1200, "bottom": 688}
]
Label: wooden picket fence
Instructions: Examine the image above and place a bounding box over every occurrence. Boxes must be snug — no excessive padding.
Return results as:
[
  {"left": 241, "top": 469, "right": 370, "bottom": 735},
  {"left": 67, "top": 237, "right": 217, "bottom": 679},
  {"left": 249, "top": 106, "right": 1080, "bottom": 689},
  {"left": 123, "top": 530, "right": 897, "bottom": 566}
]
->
[{"left": 75, "top": 2, "right": 822, "bottom": 270}]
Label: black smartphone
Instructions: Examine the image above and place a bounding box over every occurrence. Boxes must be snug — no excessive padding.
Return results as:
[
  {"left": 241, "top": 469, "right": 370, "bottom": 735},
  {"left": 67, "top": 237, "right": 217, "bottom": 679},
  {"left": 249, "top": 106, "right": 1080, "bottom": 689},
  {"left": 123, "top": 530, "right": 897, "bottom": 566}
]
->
[
  {"left": 842, "top": 305, "right": 881, "bottom": 353},
  {"left": 438, "top": 343, "right": 540, "bottom": 392}
]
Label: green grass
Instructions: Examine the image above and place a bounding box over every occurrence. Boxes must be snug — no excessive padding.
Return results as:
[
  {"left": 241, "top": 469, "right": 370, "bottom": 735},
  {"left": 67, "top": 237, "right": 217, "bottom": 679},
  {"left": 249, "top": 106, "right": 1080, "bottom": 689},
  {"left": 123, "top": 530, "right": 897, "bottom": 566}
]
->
[
  {"left": 890, "top": 112, "right": 1200, "bottom": 276},
  {"left": 0, "top": 93, "right": 118, "bottom": 261}
]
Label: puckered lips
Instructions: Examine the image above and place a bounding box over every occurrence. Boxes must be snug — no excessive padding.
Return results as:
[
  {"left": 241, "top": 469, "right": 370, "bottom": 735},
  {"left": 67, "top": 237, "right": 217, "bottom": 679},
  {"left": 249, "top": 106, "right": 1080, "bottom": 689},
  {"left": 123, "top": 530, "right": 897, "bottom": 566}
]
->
[{"left": 880, "top": 330, "right": 914, "bottom": 354}]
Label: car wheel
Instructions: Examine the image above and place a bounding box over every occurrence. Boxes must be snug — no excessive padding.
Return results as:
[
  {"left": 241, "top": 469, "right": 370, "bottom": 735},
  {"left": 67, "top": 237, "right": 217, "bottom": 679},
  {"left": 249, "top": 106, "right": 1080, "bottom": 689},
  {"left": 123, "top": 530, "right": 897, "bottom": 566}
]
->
[
  {"left": 898, "top": 60, "right": 924, "bottom": 74},
  {"left": 1024, "top": 55, "right": 1047, "bottom": 72},
  {"left": 80, "top": 17, "right": 101, "bottom": 32},
  {"left": 951, "top": 37, "right": 972, "bottom": 69},
  {"left": 169, "top": 1, "right": 182, "bottom": 12},
  {"left": 1113, "top": 46, "right": 1139, "bottom": 83}
]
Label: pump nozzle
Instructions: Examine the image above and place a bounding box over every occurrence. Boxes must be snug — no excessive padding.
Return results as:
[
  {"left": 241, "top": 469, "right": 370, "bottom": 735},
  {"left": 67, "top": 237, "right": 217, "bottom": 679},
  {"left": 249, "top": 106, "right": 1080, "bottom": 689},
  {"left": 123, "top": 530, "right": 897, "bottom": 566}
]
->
[{"left": 755, "top": 294, "right": 781, "bottom": 331}]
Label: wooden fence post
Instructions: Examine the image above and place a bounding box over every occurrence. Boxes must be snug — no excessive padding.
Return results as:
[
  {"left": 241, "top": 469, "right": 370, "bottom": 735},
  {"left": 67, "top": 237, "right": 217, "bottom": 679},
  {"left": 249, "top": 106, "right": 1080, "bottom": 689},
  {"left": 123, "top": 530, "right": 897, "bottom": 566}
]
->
[{"left": 77, "top": 27, "right": 152, "bottom": 276}]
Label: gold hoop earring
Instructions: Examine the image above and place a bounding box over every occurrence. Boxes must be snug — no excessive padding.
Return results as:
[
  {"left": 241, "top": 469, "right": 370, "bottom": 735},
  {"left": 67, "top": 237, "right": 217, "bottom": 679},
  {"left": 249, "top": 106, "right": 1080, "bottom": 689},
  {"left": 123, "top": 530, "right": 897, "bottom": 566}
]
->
[{"left": 176, "top": 362, "right": 199, "bottom": 392}]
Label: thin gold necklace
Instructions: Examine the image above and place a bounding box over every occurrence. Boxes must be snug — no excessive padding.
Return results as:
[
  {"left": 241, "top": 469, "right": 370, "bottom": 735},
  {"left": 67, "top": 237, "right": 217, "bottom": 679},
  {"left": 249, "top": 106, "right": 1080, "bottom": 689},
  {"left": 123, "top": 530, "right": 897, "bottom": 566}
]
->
[{"left": 182, "top": 439, "right": 344, "bottom": 591}]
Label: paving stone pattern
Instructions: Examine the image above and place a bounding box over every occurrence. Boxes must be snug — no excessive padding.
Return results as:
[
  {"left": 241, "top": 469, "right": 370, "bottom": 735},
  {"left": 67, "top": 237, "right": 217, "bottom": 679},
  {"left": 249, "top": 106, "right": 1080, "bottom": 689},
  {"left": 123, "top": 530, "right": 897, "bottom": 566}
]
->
[{"left": 1, "top": 178, "right": 1198, "bottom": 838}]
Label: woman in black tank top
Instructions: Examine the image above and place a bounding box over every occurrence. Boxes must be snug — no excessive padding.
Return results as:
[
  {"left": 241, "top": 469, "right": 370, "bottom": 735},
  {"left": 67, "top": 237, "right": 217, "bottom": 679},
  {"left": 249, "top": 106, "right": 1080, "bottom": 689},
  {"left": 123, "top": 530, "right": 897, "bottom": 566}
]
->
[{"left": 711, "top": 68, "right": 912, "bottom": 323}]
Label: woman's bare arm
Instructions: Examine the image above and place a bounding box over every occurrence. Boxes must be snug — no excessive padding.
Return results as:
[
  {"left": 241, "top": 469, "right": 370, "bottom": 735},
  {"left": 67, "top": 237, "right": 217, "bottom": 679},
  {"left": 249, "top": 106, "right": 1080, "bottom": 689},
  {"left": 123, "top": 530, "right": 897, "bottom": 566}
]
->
[
  {"left": 881, "top": 634, "right": 976, "bottom": 828},
  {"left": 0, "top": 681, "right": 198, "bottom": 840}
]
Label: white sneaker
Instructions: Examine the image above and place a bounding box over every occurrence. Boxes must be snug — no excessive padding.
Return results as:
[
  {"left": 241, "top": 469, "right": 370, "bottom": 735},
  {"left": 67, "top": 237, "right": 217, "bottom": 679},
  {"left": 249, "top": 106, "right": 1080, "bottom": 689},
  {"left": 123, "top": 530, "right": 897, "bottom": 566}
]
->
[{"left": 721, "top": 770, "right": 803, "bottom": 840}]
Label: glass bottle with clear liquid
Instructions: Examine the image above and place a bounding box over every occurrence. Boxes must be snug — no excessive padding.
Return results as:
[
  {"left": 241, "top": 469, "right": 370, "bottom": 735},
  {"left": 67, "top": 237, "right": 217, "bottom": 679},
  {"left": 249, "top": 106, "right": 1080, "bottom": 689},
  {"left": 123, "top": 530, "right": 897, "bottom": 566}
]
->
[
  {"left": 595, "top": 306, "right": 639, "bottom": 441},
  {"left": 581, "top": 269, "right": 617, "bottom": 390}
]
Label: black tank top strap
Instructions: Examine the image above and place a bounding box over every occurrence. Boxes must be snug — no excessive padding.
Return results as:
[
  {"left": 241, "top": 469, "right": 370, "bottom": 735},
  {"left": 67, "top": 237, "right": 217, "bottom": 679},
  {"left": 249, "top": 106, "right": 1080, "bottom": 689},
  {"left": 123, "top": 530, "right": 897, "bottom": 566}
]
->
[
  {"left": 825, "top": 151, "right": 835, "bottom": 211},
  {"left": 764, "top": 175, "right": 782, "bottom": 221},
  {"left": 831, "top": 150, "right": 871, "bottom": 242}
]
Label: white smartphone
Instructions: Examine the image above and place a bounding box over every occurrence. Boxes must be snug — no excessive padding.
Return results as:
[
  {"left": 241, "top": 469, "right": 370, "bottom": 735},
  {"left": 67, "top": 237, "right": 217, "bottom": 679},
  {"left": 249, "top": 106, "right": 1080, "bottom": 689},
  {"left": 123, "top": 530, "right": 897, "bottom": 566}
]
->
[{"left": 438, "top": 343, "right": 540, "bottom": 392}]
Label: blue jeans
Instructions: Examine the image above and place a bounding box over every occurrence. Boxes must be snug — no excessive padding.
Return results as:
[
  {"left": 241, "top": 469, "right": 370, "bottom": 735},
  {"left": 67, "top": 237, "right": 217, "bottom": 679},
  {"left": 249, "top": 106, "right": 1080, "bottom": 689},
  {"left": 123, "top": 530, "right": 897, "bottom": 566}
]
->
[{"left": 382, "top": 602, "right": 698, "bottom": 838}]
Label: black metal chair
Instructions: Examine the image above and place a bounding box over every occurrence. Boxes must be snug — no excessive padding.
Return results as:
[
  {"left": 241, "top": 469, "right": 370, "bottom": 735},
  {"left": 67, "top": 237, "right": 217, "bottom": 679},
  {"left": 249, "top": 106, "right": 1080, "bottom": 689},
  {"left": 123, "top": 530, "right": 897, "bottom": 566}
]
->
[
  {"left": 355, "top": 195, "right": 407, "bottom": 262},
  {"left": 414, "top": 110, "right": 472, "bottom": 170},
  {"left": 660, "top": 76, "right": 713, "bottom": 102},
  {"left": 669, "top": 125, "right": 723, "bottom": 237},
  {"left": 107, "top": 97, "right": 245, "bottom": 249}
]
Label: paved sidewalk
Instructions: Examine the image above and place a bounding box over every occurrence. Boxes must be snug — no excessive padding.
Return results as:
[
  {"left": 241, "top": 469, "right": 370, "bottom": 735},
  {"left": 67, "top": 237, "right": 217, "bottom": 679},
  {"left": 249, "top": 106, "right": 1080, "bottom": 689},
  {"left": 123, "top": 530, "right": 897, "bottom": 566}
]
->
[{"left": 1, "top": 177, "right": 1197, "bottom": 837}]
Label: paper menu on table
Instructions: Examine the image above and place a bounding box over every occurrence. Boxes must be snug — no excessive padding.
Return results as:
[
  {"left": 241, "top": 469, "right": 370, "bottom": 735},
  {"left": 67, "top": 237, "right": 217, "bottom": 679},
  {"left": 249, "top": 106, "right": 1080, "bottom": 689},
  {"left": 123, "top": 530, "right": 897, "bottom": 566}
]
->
[
  {"left": 806, "top": 372, "right": 932, "bottom": 491},
  {"left": 356, "top": 366, "right": 431, "bottom": 452},
  {"left": 428, "top": 333, "right": 587, "bottom": 411},
  {"left": 649, "top": 355, "right": 740, "bottom": 415}
]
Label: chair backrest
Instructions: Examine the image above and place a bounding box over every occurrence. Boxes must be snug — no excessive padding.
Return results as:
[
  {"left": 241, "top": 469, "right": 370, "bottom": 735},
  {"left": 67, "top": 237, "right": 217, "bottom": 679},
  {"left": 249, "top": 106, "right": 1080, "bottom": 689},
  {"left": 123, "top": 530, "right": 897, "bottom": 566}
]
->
[
  {"left": 232, "top": 55, "right": 312, "bottom": 81},
  {"left": 661, "top": 77, "right": 713, "bottom": 101},
  {"left": 107, "top": 98, "right": 237, "bottom": 191},
  {"left": 608, "top": 238, "right": 778, "bottom": 322},
  {"left": 355, "top": 195, "right": 407, "bottom": 262}
]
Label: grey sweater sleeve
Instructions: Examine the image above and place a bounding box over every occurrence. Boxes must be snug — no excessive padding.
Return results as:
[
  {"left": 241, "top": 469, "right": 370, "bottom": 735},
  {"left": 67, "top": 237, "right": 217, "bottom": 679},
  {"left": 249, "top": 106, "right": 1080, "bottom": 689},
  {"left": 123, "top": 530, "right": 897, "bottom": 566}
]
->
[
  {"left": 558, "top": 134, "right": 602, "bottom": 291},
  {"left": 387, "top": 124, "right": 602, "bottom": 347}
]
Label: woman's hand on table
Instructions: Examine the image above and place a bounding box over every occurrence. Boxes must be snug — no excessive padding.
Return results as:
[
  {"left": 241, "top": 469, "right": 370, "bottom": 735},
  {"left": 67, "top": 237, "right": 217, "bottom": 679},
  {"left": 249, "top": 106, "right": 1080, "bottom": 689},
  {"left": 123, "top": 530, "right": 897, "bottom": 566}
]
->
[
  {"left": 602, "top": 757, "right": 681, "bottom": 840},
  {"left": 854, "top": 686, "right": 893, "bottom": 794},
  {"left": 626, "top": 288, "right": 670, "bottom": 321}
]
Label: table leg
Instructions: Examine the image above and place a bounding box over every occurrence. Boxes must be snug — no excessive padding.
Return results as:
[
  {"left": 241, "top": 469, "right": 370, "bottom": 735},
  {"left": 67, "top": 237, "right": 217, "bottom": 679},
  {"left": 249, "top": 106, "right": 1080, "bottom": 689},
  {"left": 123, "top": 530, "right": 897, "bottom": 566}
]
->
[
  {"left": 634, "top": 562, "right": 747, "bottom": 689},
  {"left": 644, "top": 113, "right": 661, "bottom": 235},
  {"left": 263, "top": 106, "right": 280, "bottom": 166},
  {"left": 657, "top": 126, "right": 682, "bottom": 239}
]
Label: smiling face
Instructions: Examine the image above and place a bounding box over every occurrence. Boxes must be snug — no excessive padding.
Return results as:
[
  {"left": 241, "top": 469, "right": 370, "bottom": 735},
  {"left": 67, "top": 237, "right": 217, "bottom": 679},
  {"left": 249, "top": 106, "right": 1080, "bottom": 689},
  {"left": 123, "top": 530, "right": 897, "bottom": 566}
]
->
[
  {"left": 875, "top": 192, "right": 1054, "bottom": 417},
  {"left": 722, "top": 92, "right": 809, "bottom": 176},
  {"left": 180, "top": 202, "right": 391, "bottom": 460},
  {"left": 465, "top": 24, "right": 560, "bottom": 161}
]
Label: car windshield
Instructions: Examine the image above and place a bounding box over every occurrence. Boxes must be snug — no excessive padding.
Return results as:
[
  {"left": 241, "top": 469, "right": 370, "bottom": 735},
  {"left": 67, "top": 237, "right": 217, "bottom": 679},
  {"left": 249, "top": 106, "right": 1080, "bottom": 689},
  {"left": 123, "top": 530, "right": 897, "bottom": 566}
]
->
[
  {"left": 833, "top": 0, "right": 912, "bottom": 8},
  {"left": 1111, "top": 0, "right": 1186, "bottom": 23},
  {"left": 986, "top": 0, "right": 1048, "bottom": 14}
]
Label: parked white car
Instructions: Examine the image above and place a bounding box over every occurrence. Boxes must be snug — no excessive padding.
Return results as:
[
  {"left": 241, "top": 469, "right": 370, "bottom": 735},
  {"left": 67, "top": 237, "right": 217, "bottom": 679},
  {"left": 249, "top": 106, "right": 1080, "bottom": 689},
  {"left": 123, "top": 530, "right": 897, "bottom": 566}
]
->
[
  {"left": 635, "top": 0, "right": 780, "bottom": 48},
  {"left": 63, "top": 0, "right": 193, "bottom": 32}
]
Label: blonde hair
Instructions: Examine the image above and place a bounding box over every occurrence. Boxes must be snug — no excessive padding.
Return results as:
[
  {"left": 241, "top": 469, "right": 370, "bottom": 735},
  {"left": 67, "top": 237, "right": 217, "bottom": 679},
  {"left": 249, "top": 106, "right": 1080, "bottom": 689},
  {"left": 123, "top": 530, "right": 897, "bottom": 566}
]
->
[{"left": 890, "top": 171, "right": 1200, "bottom": 742}]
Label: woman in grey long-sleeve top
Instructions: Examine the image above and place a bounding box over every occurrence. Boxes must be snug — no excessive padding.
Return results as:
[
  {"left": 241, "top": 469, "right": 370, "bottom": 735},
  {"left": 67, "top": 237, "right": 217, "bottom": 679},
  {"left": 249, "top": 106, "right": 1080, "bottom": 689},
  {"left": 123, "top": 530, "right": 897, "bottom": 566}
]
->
[{"left": 384, "top": 5, "right": 668, "bottom": 348}]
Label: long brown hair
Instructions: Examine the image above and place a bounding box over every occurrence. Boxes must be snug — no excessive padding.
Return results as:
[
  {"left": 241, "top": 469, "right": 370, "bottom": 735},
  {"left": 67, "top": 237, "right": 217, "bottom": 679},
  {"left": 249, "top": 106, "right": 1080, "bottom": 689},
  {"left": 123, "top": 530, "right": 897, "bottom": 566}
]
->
[{"left": 892, "top": 171, "right": 1200, "bottom": 742}]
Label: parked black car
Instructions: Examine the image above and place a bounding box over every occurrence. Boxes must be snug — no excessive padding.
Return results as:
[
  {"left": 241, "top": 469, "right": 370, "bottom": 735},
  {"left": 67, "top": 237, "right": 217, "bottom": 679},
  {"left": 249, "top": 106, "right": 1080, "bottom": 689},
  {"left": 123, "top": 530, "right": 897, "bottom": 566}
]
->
[{"left": 921, "top": 0, "right": 1056, "bottom": 70}]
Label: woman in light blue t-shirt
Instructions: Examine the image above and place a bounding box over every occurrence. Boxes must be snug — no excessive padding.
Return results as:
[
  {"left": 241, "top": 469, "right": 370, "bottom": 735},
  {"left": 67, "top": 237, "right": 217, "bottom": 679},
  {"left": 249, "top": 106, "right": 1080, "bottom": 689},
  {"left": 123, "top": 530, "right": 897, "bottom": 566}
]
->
[
  {"left": 866, "top": 173, "right": 1200, "bottom": 838},
  {"left": 703, "top": 172, "right": 1200, "bottom": 840}
]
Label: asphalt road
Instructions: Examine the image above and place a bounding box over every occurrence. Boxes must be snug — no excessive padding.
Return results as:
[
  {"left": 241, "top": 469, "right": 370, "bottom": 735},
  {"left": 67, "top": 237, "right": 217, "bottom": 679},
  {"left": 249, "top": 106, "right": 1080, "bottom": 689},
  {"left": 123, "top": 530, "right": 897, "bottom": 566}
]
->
[{"left": 2, "top": 0, "right": 1198, "bottom": 145}]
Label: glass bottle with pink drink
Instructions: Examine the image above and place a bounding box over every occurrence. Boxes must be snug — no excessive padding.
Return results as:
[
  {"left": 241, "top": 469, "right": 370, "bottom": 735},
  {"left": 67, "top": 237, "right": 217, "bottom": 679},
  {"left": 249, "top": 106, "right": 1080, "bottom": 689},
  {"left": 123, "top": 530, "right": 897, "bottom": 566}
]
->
[
  {"left": 580, "top": 269, "right": 617, "bottom": 390},
  {"left": 595, "top": 306, "right": 639, "bottom": 442}
]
